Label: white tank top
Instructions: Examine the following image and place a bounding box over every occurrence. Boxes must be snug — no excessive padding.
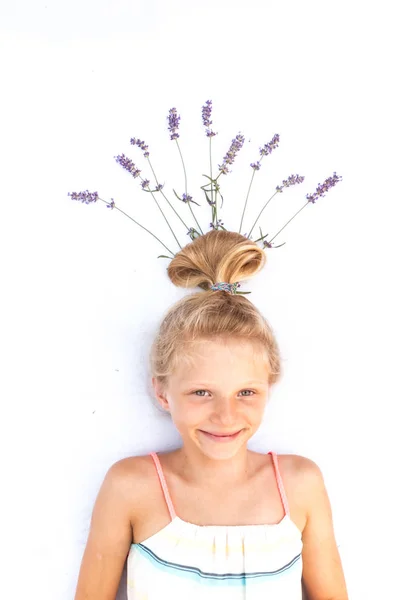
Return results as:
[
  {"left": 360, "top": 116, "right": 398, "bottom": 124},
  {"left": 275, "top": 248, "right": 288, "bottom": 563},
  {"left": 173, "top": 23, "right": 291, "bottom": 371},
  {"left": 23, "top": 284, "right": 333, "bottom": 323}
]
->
[{"left": 127, "top": 450, "right": 304, "bottom": 599}]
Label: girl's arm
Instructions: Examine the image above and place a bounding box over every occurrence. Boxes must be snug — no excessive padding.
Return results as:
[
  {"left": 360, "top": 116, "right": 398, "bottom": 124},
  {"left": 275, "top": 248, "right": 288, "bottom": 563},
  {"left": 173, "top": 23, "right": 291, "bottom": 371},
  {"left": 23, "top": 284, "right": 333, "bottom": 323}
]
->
[
  {"left": 74, "top": 460, "right": 136, "bottom": 600},
  {"left": 301, "top": 458, "right": 349, "bottom": 600}
]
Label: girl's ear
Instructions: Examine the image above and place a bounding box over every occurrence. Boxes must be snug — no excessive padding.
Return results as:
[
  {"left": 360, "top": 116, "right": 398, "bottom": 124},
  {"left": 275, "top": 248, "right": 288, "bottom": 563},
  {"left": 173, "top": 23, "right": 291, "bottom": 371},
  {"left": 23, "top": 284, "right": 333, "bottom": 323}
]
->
[{"left": 152, "top": 377, "right": 170, "bottom": 411}]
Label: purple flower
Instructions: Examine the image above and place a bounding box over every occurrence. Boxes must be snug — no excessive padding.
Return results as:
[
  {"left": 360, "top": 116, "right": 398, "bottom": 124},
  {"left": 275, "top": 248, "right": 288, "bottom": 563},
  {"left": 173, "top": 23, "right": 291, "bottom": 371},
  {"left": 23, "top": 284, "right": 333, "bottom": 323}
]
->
[
  {"left": 114, "top": 154, "right": 141, "bottom": 178},
  {"left": 263, "top": 239, "right": 273, "bottom": 248},
  {"left": 276, "top": 174, "right": 305, "bottom": 192},
  {"left": 260, "top": 134, "right": 280, "bottom": 156},
  {"left": 248, "top": 135, "right": 279, "bottom": 171},
  {"left": 130, "top": 137, "right": 149, "bottom": 157},
  {"left": 68, "top": 190, "right": 99, "bottom": 204},
  {"left": 106, "top": 198, "right": 115, "bottom": 209},
  {"left": 218, "top": 133, "right": 245, "bottom": 174},
  {"left": 155, "top": 183, "right": 164, "bottom": 191},
  {"left": 306, "top": 172, "right": 343, "bottom": 204},
  {"left": 141, "top": 179, "right": 150, "bottom": 189},
  {"left": 210, "top": 219, "right": 224, "bottom": 229},
  {"left": 182, "top": 193, "right": 192, "bottom": 203},
  {"left": 168, "top": 107, "right": 180, "bottom": 140},
  {"left": 202, "top": 100, "right": 217, "bottom": 137}
]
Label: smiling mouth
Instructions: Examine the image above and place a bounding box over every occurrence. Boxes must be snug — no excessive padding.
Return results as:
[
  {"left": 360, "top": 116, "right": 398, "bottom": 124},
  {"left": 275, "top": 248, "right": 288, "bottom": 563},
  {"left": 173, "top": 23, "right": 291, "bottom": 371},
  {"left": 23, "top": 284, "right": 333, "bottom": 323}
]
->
[
  {"left": 203, "top": 431, "right": 241, "bottom": 436},
  {"left": 199, "top": 429, "right": 243, "bottom": 440}
]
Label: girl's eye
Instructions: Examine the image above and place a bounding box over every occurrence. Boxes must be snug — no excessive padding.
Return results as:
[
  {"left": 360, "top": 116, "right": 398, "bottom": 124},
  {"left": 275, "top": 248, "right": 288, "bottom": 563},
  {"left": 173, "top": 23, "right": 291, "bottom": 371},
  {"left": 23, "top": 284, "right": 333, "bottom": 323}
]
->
[{"left": 193, "top": 390, "right": 255, "bottom": 397}]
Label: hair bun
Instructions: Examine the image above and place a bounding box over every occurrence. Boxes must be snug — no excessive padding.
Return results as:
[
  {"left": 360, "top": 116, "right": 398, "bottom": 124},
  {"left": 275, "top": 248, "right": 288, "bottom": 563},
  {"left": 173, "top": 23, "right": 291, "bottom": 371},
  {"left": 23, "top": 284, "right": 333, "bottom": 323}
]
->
[{"left": 167, "top": 229, "right": 266, "bottom": 291}]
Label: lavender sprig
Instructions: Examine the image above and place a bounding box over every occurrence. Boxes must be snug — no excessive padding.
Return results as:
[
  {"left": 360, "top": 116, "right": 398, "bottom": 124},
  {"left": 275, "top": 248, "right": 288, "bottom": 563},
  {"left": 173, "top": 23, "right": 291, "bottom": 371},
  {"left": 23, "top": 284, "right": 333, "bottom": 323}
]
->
[
  {"left": 264, "top": 172, "right": 343, "bottom": 245},
  {"left": 130, "top": 136, "right": 201, "bottom": 238},
  {"left": 202, "top": 100, "right": 217, "bottom": 138},
  {"left": 68, "top": 190, "right": 175, "bottom": 257},
  {"left": 167, "top": 107, "right": 204, "bottom": 237},
  {"left": 238, "top": 134, "right": 280, "bottom": 234},
  {"left": 115, "top": 153, "right": 182, "bottom": 249},
  {"left": 203, "top": 132, "right": 245, "bottom": 230},
  {"left": 202, "top": 100, "right": 217, "bottom": 227},
  {"left": 218, "top": 133, "right": 246, "bottom": 175},
  {"left": 247, "top": 173, "right": 305, "bottom": 239},
  {"left": 167, "top": 108, "right": 180, "bottom": 140}
]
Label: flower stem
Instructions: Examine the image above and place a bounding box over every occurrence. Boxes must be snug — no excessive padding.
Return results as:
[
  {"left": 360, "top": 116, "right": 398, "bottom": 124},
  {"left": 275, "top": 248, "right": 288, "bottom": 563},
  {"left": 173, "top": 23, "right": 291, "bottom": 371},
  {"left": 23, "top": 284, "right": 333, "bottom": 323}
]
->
[
  {"left": 210, "top": 136, "right": 216, "bottom": 227},
  {"left": 269, "top": 200, "right": 309, "bottom": 243},
  {"left": 247, "top": 190, "right": 280, "bottom": 238},
  {"left": 176, "top": 139, "right": 188, "bottom": 194},
  {"left": 146, "top": 158, "right": 187, "bottom": 242},
  {"left": 239, "top": 169, "right": 257, "bottom": 234},
  {"left": 98, "top": 197, "right": 175, "bottom": 256},
  {"left": 175, "top": 140, "right": 203, "bottom": 235},
  {"left": 189, "top": 202, "right": 204, "bottom": 235}
]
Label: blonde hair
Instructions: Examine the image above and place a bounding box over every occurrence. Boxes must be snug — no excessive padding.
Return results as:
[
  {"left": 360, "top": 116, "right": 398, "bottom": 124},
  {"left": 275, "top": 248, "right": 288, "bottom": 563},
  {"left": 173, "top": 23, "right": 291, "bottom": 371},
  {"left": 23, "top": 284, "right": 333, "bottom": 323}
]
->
[{"left": 149, "top": 230, "right": 282, "bottom": 411}]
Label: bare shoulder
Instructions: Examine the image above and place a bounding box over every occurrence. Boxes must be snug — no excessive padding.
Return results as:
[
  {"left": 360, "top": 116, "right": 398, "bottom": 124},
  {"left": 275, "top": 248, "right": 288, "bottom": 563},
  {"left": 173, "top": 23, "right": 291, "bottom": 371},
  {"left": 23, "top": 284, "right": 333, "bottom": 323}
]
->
[
  {"left": 109, "top": 454, "right": 150, "bottom": 500},
  {"left": 277, "top": 452, "right": 322, "bottom": 481},
  {"left": 111, "top": 453, "right": 149, "bottom": 474},
  {"left": 286, "top": 453, "right": 329, "bottom": 507},
  {"left": 274, "top": 453, "right": 323, "bottom": 518},
  {"left": 273, "top": 452, "right": 318, "bottom": 484}
]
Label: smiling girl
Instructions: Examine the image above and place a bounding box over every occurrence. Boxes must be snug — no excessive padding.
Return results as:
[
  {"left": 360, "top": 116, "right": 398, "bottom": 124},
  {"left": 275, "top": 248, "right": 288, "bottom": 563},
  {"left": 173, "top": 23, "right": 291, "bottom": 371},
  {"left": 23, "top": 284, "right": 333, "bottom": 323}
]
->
[{"left": 74, "top": 229, "right": 348, "bottom": 600}]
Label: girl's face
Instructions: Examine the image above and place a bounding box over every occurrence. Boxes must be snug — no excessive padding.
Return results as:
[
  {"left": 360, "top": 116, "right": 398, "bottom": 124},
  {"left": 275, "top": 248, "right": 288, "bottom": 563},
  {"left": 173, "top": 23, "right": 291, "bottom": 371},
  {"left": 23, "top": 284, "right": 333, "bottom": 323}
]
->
[{"left": 152, "top": 338, "right": 271, "bottom": 457}]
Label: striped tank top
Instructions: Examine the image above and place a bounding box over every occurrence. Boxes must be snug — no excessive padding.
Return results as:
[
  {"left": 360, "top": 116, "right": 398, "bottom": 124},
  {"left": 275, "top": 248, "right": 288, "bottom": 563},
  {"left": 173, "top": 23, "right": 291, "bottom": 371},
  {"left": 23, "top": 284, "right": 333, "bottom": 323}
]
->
[{"left": 127, "top": 451, "right": 303, "bottom": 599}]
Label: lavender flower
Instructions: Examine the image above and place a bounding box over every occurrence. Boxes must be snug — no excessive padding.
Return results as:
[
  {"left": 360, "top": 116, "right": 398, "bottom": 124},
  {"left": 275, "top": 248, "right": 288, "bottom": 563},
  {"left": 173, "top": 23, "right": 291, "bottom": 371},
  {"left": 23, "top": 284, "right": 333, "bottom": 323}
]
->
[
  {"left": 218, "top": 133, "right": 245, "bottom": 174},
  {"left": 141, "top": 179, "right": 150, "bottom": 189},
  {"left": 130, "top": 138, "right": 149, "bottom": 158},
  {"left": 263, "top": 239, "right": 274, "bottom": 248},
  {"left": 210, "top": 219, "right": 224, "bottom": 229},
  {"left": 306, "top": 172, "right": 342, "bottom": 203},
  {"left": 267, "top": 171, "right": 343, "bottom": 245},
  {"left": 68, "top": 190, "right": 99, "bottom": 204},
  {"left": 168, "top": 107, "right": 180, "bottom": 140},
  {"left": 239, "top": 134, "right": 280, "bottom": 233},
  {"left": 202, "top": 100, "right": 217, "bottom": 137},
  {"left": 245, "top": 173, "right": 305, "bottom": 238},
  {"left": 114, "top": 154, "right": 141, "bottom": 178},
  {"left": 260, "top": 134, "right": 280, "bottom": 156},
  {"left": 276, "top": 174, "right": 305, "bottom": 192},
  {"left": 249, "top": 134, "right": 280, "bottom": 173},
  {"left": 167, "top": 109, "right": 204, "bottom": 235},
  {"left": 68, "top": 190, "right": 175, "bottom": 255}
]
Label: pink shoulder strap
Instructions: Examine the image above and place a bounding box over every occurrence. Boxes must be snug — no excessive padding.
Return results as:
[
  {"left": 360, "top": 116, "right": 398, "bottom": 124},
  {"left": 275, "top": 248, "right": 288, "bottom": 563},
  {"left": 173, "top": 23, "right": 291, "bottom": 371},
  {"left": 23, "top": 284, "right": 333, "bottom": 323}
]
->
[
  {"left": 268, "top": 451, "right": 290, "bottom": 516},
  {"left": 150, "top": 452, "right": 176, "bottom": 520}
]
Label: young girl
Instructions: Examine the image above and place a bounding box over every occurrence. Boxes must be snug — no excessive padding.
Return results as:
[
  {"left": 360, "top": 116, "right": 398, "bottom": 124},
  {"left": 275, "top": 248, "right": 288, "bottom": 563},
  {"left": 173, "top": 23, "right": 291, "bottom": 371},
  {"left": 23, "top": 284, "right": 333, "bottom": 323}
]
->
[{"left": 74, "top": 229, "right": 348, "bottom": 600}]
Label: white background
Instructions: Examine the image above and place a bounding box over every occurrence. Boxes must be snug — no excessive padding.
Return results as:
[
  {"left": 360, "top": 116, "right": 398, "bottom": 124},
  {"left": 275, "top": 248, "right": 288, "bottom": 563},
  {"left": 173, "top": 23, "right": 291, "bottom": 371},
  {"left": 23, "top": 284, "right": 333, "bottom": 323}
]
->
[{"left": 1, "top": 1, "right": 399, "bottom": 598}]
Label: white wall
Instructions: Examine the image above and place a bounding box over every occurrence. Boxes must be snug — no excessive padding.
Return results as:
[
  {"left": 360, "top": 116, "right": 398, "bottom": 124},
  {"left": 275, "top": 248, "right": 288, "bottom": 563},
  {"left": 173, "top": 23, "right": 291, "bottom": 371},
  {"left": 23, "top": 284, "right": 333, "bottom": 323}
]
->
[{"left": 1, "top": 1, "right": 399, "bottom": 598}]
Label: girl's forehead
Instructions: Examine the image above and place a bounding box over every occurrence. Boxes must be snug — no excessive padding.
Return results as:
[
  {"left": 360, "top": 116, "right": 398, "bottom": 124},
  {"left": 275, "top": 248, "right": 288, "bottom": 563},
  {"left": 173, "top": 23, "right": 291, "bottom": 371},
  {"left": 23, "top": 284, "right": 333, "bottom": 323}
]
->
[
  {"left": 182, "top": 337, "right": 266, "bottom": 356},
  {"left": 173, "top": 343, "right": 269, "bottom": 379}
]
